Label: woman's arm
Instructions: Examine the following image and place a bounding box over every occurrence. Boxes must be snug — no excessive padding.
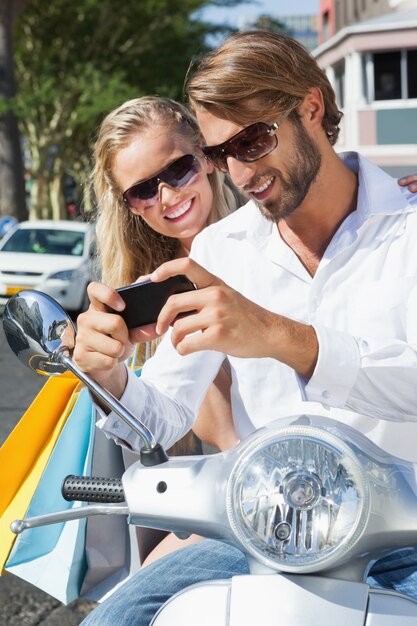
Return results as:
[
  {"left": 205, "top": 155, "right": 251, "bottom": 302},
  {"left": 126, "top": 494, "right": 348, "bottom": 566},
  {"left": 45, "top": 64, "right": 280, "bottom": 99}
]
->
[{"left": 192, "top": 361, "right": 238, "bottom": 451}]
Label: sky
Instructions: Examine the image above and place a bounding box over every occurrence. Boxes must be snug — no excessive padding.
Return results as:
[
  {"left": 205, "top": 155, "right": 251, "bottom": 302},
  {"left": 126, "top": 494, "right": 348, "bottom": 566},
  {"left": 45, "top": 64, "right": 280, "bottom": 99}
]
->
[{"left": 200, "top": 0, "right": 320, "bottom": 27}]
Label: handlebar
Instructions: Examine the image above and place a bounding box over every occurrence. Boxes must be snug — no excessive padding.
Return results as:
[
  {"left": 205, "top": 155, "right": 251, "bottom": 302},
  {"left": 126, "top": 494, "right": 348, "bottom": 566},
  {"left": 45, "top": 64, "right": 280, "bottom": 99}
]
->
[{"left": 62, "top": 474, "right": 125, "bottom": 503}]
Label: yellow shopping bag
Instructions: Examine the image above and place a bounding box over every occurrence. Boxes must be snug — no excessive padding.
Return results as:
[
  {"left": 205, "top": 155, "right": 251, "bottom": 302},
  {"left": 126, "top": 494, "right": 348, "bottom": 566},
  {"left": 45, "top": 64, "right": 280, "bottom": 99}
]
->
[{"left": 0, "top": 373, "right": 81, "bottom": 570}]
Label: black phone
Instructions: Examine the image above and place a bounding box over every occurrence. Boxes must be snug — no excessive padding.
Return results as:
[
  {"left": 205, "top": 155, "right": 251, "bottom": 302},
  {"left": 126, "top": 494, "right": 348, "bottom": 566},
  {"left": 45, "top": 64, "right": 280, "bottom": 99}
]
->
[{"left": 115, "top": 275, "right": 196, "bottom": 328}]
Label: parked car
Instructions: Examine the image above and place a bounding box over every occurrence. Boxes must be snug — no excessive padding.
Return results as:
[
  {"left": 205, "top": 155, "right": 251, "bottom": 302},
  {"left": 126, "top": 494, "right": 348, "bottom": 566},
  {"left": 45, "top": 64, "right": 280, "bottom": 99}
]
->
[{"left": 0, "top": 220, "right": 97, "bottom": 313}]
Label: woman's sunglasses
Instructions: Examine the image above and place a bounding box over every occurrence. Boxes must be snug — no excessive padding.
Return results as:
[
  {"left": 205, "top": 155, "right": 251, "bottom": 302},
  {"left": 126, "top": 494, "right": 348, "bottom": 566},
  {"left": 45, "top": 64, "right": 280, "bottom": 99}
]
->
[
  {"left": 202, "top": 109, "right": 292, "bottom": 172},
  {"left": 122, "top": 154, "right": 201, "bottom": 210}
]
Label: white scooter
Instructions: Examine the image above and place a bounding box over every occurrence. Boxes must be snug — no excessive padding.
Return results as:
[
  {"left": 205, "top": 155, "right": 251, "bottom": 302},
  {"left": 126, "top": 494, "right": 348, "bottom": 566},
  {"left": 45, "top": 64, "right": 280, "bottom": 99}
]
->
[{"left": 4, "top": 289, "right": 417, "bottom": 626}]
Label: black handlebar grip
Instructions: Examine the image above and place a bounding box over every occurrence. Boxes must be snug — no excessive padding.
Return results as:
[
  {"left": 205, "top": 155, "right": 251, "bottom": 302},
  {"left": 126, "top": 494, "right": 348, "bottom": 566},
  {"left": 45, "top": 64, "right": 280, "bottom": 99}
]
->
[{"left": 62, "top": 474, "right": 125, "bottom": 503}]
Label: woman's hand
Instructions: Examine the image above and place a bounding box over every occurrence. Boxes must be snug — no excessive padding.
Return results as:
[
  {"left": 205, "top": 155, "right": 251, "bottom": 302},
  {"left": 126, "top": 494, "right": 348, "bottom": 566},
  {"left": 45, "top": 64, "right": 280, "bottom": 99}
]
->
[
  {"left": 398, "top": 174, "right": 417, "bottom": 193},
  {"left": 73, "top": 282, "right": 138, "bottom": 397}
]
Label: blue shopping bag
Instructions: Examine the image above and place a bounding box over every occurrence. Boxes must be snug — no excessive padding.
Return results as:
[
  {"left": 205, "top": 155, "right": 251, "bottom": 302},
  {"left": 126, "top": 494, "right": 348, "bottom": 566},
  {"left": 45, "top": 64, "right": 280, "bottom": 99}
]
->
[{"left": 5, "top": 388, "right": 95, "bottom": 603}]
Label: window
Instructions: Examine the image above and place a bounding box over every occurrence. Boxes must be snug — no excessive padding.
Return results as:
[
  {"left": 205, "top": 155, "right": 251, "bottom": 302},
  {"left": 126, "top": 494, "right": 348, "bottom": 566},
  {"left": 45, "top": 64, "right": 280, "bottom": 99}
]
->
[
  {"left": 334, "top": 61, "right": 345, "bottom": 108},
  {"left": 374, "top": 51, "right": 401, "bottom": 100},
  {"left": 407, "top": 49, "right": 417, "bottom": 98},
  {"left": 2, "top": 229, "right": 85, "bottom": 256},
  {"left": 353, "top": 0, "right": 360, "bottom": 20},
  {"left": 335, "top": 0, "right": 343, "bottom": 31},
  {"left": 322, "top": 10, "right": 330, "bottom": 41},
  {"left": 373, "top": 49, "right": 417, "bottom": 101},
  {"left": 343, "top": 0, "right": 349, "bottom": 25}
]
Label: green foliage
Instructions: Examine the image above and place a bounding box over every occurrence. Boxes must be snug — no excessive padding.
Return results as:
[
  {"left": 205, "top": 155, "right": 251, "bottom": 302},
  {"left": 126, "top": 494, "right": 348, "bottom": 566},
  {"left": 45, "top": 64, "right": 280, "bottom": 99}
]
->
[
  {"left": 11, "top": 0, "right": 244, "bottom": 215},
  {"left": 252, "top": 14, "right": 288, "bottom": 33}
]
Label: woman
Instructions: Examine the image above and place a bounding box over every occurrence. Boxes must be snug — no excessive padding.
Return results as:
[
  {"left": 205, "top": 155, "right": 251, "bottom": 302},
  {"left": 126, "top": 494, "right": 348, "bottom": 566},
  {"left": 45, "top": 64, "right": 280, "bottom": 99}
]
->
[
  {"left": 90, "top": 95, "right": 244, "bottom": 448},
  {"left": 84, "top": 95, "right": 245, "bottom": 565}
]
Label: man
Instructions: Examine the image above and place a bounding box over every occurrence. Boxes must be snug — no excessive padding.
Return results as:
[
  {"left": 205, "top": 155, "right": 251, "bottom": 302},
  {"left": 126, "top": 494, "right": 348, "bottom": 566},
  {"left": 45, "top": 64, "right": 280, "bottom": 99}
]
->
[{"left": 80, "top": 32, "right": 417, "bottom": 625}]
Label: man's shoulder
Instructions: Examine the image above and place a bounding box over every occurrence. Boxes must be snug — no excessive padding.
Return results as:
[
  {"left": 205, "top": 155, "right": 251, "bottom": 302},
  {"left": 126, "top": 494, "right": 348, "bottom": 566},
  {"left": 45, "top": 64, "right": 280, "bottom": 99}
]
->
[{"left": 352, "top": 152, "right": 417, "bottom": 217}]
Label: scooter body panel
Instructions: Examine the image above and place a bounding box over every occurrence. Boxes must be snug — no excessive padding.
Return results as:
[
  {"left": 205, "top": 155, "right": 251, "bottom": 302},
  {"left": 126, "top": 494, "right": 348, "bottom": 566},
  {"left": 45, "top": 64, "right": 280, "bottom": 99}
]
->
[
  {"left": 151, "top": 574, "right": 417, "bottom": 626},
  {"left": 150, "top": 580, "right": 230, "bottom": 626},
  {"left": 367, "top": 588, "right": 417, "bottom": 625}
]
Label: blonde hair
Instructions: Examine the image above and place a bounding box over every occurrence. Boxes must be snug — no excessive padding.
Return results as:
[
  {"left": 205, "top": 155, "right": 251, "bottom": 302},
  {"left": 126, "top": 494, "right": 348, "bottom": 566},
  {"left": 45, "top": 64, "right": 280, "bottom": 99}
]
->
[
  {"left": 185, "top": 31, "right": 342, "bottom": 146},
  {"left": 92, "top": 96, "right": 243, "bottom": 287}
]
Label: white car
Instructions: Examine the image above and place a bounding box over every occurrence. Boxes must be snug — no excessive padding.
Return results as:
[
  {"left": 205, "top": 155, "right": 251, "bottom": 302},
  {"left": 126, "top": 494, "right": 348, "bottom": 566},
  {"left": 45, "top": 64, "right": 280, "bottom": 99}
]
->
[{"left": 0, "top": 220, "right": 97, "bottom": 313}]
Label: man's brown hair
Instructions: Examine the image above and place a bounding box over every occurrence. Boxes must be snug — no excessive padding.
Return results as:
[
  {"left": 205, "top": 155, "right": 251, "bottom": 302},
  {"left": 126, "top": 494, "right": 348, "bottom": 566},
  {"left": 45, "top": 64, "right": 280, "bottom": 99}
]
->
[{"left": 185, "top": 31, "right": 342, "bottom": 145}]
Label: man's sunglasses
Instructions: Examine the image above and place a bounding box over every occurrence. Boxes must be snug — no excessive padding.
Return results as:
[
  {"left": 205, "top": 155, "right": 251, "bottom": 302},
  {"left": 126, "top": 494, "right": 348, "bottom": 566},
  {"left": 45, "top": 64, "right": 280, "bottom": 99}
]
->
[
  {"left": 122, "top": 154, "right": 201, "bottom": 210},
  {"left": 202, "top": 109, "right": 292, "bottom": 172}
]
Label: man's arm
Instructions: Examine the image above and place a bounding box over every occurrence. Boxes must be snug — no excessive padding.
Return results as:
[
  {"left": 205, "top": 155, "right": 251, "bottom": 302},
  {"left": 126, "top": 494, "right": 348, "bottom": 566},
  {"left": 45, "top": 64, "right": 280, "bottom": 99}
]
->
[
  {"left": 152, "top": 258, "right": 319, "bottom": 379},
  {"left": 302, "top": 318, "right": 417, "bottom": 421},
  {"left": 152, "top": 257, "right": 417, "bottom": 422}
]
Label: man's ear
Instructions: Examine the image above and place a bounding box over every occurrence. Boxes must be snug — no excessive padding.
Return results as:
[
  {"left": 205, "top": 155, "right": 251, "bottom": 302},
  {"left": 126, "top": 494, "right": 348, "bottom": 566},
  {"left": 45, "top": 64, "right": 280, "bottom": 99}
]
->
[{"left": 300, "top": 87, "right": 325, "bottom": 126}]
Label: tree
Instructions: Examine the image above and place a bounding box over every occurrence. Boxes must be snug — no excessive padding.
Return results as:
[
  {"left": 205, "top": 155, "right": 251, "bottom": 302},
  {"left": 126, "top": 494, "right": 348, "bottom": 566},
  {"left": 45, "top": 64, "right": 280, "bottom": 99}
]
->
[
  {"left": 12, "top": 0, "right": 243, "bottom": 220},
  {"left": 0, "top": 0, "right": 27, "bottom": 220},
  {"left": 251, "top": 14, "right": 288, "bottom": 33}
]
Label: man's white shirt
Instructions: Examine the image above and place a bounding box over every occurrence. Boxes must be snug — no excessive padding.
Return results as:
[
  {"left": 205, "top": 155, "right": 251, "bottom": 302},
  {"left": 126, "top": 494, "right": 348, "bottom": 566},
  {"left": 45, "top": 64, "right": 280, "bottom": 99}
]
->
[{"left": 97, "top": 153, "right": 417, "bottom": 461}]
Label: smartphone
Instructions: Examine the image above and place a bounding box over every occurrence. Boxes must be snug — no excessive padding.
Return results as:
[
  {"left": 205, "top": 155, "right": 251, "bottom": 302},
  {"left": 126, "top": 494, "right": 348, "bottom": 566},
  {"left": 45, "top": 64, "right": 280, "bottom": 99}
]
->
[{"left": 115, "top": 275, "right": 196, "bottom": 328}]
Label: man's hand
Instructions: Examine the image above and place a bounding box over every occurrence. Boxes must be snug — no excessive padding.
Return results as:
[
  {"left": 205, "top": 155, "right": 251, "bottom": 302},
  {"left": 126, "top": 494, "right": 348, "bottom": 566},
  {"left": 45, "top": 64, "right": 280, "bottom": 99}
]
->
[{"left": 151, "top": 258, "right": 319, "bottom": 379}]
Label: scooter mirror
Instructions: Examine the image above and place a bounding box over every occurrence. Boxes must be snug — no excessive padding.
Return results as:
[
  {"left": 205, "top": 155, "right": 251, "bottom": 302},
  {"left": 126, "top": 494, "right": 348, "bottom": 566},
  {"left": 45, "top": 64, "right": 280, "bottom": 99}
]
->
[
  {"left": 3, "top": 289, "right": 168, "bottom": 464},
  {"left": 3, "top": 289, "right": 75, "bottom": 376}
]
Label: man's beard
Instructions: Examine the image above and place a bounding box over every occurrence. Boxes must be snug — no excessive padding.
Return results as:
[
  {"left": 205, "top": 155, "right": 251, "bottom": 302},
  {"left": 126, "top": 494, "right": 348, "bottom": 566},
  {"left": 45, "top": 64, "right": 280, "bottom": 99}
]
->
[{"left": 252, "top": 119, "right": 322, "bottom": 223}]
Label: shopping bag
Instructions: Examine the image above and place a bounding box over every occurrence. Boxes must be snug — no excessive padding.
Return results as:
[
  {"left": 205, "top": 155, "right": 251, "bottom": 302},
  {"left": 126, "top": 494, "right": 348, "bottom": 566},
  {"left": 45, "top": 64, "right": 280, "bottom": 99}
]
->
[
  {"left": 0, "top": 374, "right": 80, "bottom": 570},
  {"left": 80, "top": 426, "right": 131, "bottom": 602},
  {"left": 79, "top": 349, "right": 148, "bottom": 601},
  {"left": 5, "top": 388, "right": 96, "bottom": 604}
]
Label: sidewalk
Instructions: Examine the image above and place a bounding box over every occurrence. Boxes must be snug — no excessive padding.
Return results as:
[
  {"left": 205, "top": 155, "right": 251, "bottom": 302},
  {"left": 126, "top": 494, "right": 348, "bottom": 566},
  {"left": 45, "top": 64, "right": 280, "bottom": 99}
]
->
[{"left": 0, "top": 573, "right": 96, "bottom": 626}]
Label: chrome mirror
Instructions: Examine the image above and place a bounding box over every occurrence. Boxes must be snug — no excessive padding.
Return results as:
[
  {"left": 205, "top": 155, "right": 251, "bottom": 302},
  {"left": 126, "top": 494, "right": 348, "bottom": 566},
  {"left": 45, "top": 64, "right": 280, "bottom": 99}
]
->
[
  {"left": 3, "top": 289, "right": 75, "bottom": 376},
  {"left": 3, "top": 290, "right": 167, "bottom": 464}
]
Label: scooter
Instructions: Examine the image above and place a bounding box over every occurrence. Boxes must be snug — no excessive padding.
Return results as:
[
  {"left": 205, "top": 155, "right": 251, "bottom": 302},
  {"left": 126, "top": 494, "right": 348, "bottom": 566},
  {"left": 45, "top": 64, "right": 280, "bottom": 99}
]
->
[{"left": 3, "top": 289, "right": 417, "bottom": 625}]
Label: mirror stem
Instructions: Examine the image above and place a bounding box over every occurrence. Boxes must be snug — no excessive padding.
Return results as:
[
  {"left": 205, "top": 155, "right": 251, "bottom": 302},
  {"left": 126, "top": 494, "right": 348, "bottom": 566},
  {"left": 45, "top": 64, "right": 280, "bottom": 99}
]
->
[
  {"left": 3, "top": 289, "right": 166, "bottom": 464},
  {"left": 59, "top": 351, "right": 158, "bottom": 452}
]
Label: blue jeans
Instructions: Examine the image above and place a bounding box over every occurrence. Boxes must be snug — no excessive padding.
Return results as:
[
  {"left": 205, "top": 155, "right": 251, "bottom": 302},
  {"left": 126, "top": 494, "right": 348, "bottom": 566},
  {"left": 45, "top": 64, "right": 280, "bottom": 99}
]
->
[
  {"left": 80, "top": 541, "right": 417, "bottom": 626},
  {"left": 80, "top": 539, "right": 249, "bottom": 626},
  {"left": 367, "top": 547, "right": 417, "bottom": 597}
]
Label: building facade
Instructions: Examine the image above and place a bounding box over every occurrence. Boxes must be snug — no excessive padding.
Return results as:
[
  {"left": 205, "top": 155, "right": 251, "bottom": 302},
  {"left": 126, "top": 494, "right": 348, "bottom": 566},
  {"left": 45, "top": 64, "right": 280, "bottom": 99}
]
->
[{"left": 315, "top": 0, "right": 417, "bottom": 176}]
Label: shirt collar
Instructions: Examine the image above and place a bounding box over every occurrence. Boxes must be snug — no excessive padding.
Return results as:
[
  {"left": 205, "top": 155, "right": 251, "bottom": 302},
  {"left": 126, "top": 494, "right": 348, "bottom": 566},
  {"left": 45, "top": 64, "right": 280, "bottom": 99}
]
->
[
  {"left": 340, "top": 151, "right": 416, "bottom": 226},
  {"left": 220, "top": 151, "right": 416, "bottom": 241}
]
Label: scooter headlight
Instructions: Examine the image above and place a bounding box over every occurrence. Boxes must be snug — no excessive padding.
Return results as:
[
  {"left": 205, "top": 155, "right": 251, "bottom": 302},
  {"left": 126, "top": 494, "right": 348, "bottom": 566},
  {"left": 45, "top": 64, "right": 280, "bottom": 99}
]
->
[{"left": 226, "top": 423, "right": 370, "bottom": 573}]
